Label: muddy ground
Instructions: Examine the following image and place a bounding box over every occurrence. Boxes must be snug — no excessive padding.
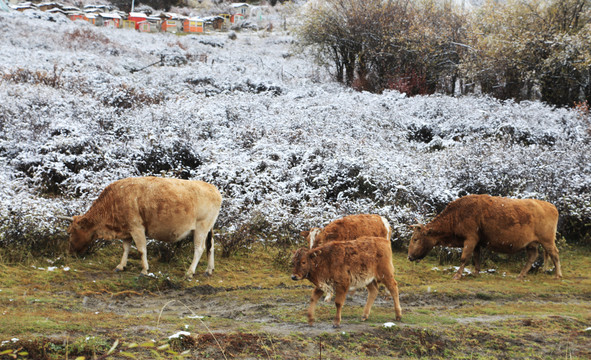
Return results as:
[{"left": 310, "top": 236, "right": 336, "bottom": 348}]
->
[{"left": 1, "top": 247, "right": 590, "bottom": 359}]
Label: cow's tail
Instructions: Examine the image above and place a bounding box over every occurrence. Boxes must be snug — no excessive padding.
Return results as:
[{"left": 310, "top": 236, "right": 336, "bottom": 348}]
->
[{"left": 206, "top": 228, "right": 214, "bottom": 256}]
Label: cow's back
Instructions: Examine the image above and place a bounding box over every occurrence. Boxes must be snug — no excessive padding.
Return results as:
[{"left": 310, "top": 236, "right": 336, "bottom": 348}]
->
[
  {"left": 92, "top": 177, "right": 222, "bottom": 241},
  {"left": 314, "top": 214, "right": 390, "bottom": 248},
  {"left": 474, "top": 196, "right": 558, "bottom": 252}
]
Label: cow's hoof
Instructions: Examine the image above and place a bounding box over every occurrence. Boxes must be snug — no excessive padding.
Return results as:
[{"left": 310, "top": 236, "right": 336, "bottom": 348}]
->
[
  {"left": 114, "top": 267, "right": 124, "bottom": 273},
  {"left": 332, "top": 324, "right": 341, "bottom": 329},
  {"left": 184, "top": 273, "right": 194, "bottom": 280},
  {"left": 361, "top": 316, "right": 368, "bottom": 322},
  {"left": 395, "top": 316, "right": 402, "bottom": 321},
  {"left": 452, "top": 274, "right": 462, "bottom": 280},
  {"left": 204, "top": 271, "right": 213, "bottom": 277}
]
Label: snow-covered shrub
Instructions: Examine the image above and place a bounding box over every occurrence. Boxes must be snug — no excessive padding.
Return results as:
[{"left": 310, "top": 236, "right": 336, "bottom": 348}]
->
[
  {"left": 134, "top": 142, "right": 203, "bottom": 178},
  {"left": 0, "top": 209, "right": 68, "bottom": 262},
  {"left": 0, "top": 10, "right": 590, "bottom": 261}
]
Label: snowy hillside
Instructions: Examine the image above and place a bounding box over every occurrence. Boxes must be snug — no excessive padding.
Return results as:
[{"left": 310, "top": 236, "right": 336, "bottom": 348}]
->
[{"left": 1, "top": 10, "right": 590, "bottom": 248}]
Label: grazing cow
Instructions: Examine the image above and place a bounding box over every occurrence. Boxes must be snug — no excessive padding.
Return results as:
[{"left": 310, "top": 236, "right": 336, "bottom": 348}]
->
[
  {"left": 301, "top": 214, "right": 392, "bottom": 249},
  {"left": 62, "top": 177, "right": 222, "bottom": 279},
  {"left": 291, "top": 236, "right": 402, "bottom": 327},
  {"left": 408, "top": 194, "right": 562, "bottom": 280}
]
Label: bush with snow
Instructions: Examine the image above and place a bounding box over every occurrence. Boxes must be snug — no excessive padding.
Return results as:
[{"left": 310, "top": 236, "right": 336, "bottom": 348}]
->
[{"left": 0, "top": 11, "right": 590, "bottom": 261}]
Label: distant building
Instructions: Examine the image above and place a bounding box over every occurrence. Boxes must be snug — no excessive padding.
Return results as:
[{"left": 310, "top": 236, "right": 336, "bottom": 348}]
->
[
  {"left": 138, "top": 17, "right": 160, "bottom": 33},
  {"left": 68, "top": 12, "right": 87, "bottom": 22},
  {"left": 160, "top": 12, "right": 185, "bottom": 33},
  {"left": 98, "top": 12, "right": 121, "bottom": 28},
  {"left": 128, "top": 12, "right": 147, "bottom": 30},
  {"left": 184, "top": 17, "right": 204, "bottom": 33},
  {"left": 230, "top": 13, "right": 244, "bottom": 24},
  {"left": 230, "top": 3, "right": 249, "bottom": 16},
  {"left": 37, "top": 2, "right": 59, "bottom": 12}
]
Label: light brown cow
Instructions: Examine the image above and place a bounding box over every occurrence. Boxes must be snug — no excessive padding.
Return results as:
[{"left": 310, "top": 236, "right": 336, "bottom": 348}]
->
[
  {"left": 408, "top": 194, "right": 562, "bottom": 280},
  {"left": 63, "top": 176, "right": 222, "bottom": 279},
  {"left": 291, "top": 236, "right": 402, "bottom": 328},
  {"left": 301, "top": 214, "right": 392, "bottom": 249}
]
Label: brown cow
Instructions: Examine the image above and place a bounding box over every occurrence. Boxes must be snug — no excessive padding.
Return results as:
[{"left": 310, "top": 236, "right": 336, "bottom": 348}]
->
[
  {"left": 300, "top": 214, "right": 392, "bottom": 302},
  {"left": 301, "top": 214, "right": 392, "bottom": 249},
  {"left": 63, "top": 177, "right": 222, "bottom": 279},
  {"left": 408, "top": 194, "right": 562, "bottom": 280},
  {"left": 291, "top": 236, "right": 402, "bottom": 327}
]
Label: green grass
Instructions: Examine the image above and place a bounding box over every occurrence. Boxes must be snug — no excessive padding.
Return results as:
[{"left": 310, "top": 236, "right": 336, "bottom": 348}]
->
[{"left": 0, "top": 242, "right": 590, "bottom": 359}]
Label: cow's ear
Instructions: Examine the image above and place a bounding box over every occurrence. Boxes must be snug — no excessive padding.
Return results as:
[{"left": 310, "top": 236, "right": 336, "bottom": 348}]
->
[
  {"left": 311, "top": 250, "right": 322, "bottom": 257},
  {"left": 300, "top": 231, "right": 310, "bottom": 238},
  {"left": 410, "top": 224, "right": 423, "bottom": 231}
]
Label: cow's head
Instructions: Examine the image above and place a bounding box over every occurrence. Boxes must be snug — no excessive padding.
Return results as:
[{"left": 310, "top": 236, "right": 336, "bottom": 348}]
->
[
  {"left": 407, "top": 224, "right": 437, "bottom": 261},
  {"left": 291, "top": 247, "right": 317, "bottom": 281},
  {"left": 67, "top": 215, "right": 96, "bottom": 254}
]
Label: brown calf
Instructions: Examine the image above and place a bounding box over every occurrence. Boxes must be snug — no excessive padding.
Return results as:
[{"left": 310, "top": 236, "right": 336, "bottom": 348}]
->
[{"left": 291, "top": 236, "right": 402, "bottom": 327}]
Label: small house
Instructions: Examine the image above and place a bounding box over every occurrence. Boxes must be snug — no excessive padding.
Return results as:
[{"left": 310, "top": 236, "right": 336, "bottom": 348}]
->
[
  {"left": 11, "top": 2, "right": 36, "bottom": 12},
  {"left": 160, "top": 12, "right": 184, "bottom": 33},
  {"left": 230, "top": 13, "right": 244, "bottom": 24},
  {"left": 138, "top": 19, "right": 159, "bottom": 33},
  {"left": 183, "top": 17, "right": 204, "bottom": 33},
  {"left": 98, "top": 12, "right": 121, "bottom": 28},
  {"left": 37, "top": 2, "right": 59, "bottom": 12},
  {"left": 121, "top": 19, "right": 136, "bottom": 29},
  {"left": 85, "top": 13, "right": 98, "bottom": 25},
  {"left": 230, "top": 3, "right": 249, "bottom": 16},
  {"left": 68, "top": 12, "right": 87, "bottom": 22},
  {"left": 203, "top": 16, "right": 224, "bottom": 31},
  {"left": 128, "top": 12, "right": 147, "bottom": 30},
  {"left": 219, "top": 13, "right": 231, "bottom": 28},
  {"left": 161, "top": 19, "right": 181, "bottom": 33}
]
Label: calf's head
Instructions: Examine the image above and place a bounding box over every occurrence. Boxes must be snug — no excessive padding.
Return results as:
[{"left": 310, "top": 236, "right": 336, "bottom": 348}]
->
[
  {"left": 67, "top": 216, "right": 95, "bottom": 254},
  {"left": 407, "top": 224, "right": 436, "bottom": 261},
  {"left": 291, "top": 248, "right": 316, "bottom": 281}
]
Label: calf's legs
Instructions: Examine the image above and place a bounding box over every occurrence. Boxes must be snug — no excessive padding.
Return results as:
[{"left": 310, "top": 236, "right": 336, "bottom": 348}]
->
[
  {"left": 383, "top": 276, "right": 403, "bottom": 321},
  {"left": 362, "top": 281, "right": 379, "bottom": 321},
  {"left": 307, "top": 288, "right": 324, "bottom": 325},
  {"left": 333, "top": 285, "right": 348, "bottom": 328}
]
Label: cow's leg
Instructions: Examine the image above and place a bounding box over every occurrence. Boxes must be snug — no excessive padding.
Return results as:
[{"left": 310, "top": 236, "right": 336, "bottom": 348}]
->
[
  {"left": 307, "top": 288, "right": 324, "bottom": 325},
  {"left": 454, "top": 239, "right": 477, "bottom": 280},
  {"left": 362, "top": 281, "right": 379, "bottom": 321},
  {"left": 205, "top": 229, "right": 215, "bottom": 276},
  {"left": 542, "top": 248, "right": 551, "bottom": 272},
  {"left": 472, "top": 245, "right": 481, "bottom": 276},
  {"left": 187, "top": 224, "right": 209, "bottom": 279},
  {"left": 517, "top": 243, "right": 538, "bottom": 280},
  {"left": 383, "top": 276, "right": 402, "bottom": 321},
  {"left": 114, "top": 239, "right": 132, "bottom": 272},
  {"left": 130, "top": 228, "right": 149, "bottom": 276},
  {"left": 541, "top": 243, "right": 562, "bottom": 279},
  {"left": 333, "top": 285, "right": 348, "bottom": 328}
]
